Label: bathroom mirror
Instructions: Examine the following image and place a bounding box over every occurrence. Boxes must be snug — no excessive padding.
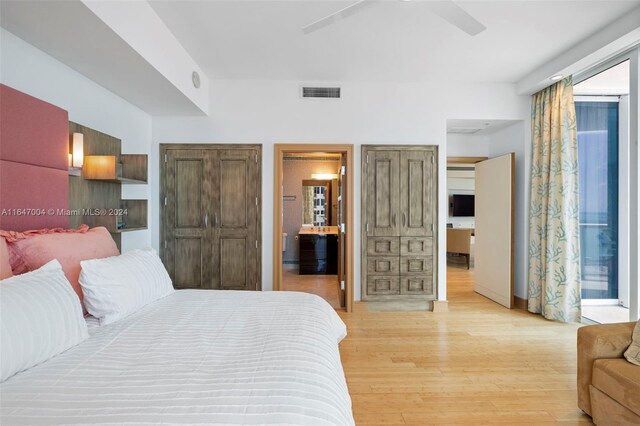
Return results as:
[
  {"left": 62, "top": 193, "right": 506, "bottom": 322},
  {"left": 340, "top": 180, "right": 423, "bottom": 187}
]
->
[{"left": 302, "top": 179, "right": 330, "bottom": 226}]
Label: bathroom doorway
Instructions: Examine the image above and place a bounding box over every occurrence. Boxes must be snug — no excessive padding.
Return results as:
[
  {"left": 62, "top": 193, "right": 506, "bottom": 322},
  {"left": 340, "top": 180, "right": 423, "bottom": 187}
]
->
[{"left": 273, "top": 144, "right": 354, "bottom": 312}]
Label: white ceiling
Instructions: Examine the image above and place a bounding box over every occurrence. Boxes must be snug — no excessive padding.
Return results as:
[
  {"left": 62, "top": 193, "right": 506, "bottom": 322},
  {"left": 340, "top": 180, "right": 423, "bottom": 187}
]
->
[
  {"left": 149, "top": 0, "right": 640, "bottom": 83},
  {"left": 0, "top": 1, "right": 206, "bottom": 115},
  {"left": 447, "top": 119, "right": 521, "bottom": 135}
]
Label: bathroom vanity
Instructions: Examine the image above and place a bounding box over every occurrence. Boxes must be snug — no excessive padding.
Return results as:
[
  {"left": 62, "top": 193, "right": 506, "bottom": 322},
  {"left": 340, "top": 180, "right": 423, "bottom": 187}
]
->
[{"left": 298, "top": 226, "right": 339, "bottom": 275}]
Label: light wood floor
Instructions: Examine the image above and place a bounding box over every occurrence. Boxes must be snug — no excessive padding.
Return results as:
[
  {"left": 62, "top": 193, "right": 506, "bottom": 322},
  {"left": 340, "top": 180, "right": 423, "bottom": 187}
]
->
[
  {"left": 337, "top": 264, "right": 592, "bottom": 425},
  {"left": 282, "top": 264, "right": 341, "bottom": 308}
]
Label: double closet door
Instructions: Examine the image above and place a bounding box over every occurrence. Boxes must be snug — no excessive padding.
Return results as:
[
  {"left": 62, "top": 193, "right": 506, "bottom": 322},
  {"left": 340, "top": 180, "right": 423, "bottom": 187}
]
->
[
  {"left": 362, "top": 146, "right": 438, "bottom": 301},
  {"left": 160, "top": 145, "right": 261, "bottom": 291}
]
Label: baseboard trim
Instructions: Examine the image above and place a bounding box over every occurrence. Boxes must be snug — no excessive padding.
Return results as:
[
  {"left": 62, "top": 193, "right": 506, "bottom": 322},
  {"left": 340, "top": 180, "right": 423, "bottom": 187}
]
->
[
  {"left": 433, "top": 300, "right": 449, "bottom": 312},
  {"left": 514, "top": 296, "right": 527, "bottom": 310}
]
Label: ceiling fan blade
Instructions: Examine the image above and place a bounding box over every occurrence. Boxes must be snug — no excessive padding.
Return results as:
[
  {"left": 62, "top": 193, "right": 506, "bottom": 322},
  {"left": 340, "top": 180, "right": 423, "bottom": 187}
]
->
[
  {"left": 429, "top": 1, "right": 486, "bottom": 36},
  {"left": 302, "top": 0, "right": 376, "bottom": 35}
]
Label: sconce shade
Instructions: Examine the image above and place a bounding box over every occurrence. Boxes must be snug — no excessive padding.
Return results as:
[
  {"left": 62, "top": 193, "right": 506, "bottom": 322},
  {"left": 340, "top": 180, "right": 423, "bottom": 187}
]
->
[
  {"left": 72, "top": 132, "right": 84, "bottom": 168},
  {"left": 83, "top": 156, "right": 116, "bottom": 180}
]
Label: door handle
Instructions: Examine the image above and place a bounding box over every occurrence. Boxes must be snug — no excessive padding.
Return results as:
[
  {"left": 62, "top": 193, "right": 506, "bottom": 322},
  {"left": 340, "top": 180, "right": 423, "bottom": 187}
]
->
[
  {"left": 402, "top": 212, "right": 406, "bottom": 226},
  {"left": 393, "top": 213, "right": 396, "bottom": 227},
  {"left": 214, "top": 213, "right": 218, "bottom": 228},
  {"left": 204, "top": 213, "right": 208, "bottom": 228}
]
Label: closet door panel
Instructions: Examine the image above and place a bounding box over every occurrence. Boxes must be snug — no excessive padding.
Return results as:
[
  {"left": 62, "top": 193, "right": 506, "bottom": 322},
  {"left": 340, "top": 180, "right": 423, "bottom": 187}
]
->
[
  {"left": 174, "top": 237, "right": 203, "bottom": 288},
  {"left": 366, "top": 150, "right": 400, "bottom": 237},
  {"left": 400, "top": 150, "right": 435, "bottom": 237},
  {"left": 162, "top": 149, "right": 214, "bottom": 289},
  {"left": 219, "top": 236, "right": 249, "bottom": 289},
  {"left": 220, "top": 158, "right": 248, "bottom": 228},
  {"left": 213, "top": 149, "right": 259, "bottom": 290}
]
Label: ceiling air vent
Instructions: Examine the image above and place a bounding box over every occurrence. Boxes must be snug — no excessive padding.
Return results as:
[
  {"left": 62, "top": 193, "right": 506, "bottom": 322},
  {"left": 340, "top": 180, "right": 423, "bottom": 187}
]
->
[{"left": 302, "top": 87, "right": 341, "bottom": 99}]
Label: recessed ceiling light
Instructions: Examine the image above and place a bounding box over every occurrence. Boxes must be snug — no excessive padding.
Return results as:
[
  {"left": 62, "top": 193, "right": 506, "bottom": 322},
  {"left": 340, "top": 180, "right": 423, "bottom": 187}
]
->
[{"left": 549, "top": 75, "right": 564, "bottom": 81}]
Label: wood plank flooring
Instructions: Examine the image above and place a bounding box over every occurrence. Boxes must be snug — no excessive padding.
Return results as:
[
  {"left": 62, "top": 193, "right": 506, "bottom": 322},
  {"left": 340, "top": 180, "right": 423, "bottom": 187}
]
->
[
  {"left": 282, "top": 264, "right": 341, "bottom": 308},
  {"left": 337, "top": 264, "right": 592, "bottom": 425}
]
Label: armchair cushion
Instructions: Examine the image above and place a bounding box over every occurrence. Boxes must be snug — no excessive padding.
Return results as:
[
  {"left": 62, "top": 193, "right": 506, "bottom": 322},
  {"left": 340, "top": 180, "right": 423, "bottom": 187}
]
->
[
  {"left": 592, "top": 358, "right": 640, "bottom": 417},
  {"left": 624, "top": 321, "right": 640, "bottom": 366}
]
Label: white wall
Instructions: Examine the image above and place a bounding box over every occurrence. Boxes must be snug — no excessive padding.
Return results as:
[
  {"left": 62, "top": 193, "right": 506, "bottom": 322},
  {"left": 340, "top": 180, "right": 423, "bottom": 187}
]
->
[
  {"left": 447, "top": 133, "right": 490, "bottom": 157},
  {"left": 1, "top": 29, "right": 152, "bottom": 252},
  {"left": 152, "top": 79, "right": 530, "bottom": 301},
  {"left": 487, "top": 122, "right": 528, "bottom": 300}
]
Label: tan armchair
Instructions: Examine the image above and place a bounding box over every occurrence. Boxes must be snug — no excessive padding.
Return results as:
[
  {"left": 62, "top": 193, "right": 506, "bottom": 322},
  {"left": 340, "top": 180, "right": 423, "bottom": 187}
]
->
[
  {"left": 446, "top": 228, "right": 472, "bottom": 269},
  {"left": 577, "top": 322, "right": 640, "bottom": 425}
]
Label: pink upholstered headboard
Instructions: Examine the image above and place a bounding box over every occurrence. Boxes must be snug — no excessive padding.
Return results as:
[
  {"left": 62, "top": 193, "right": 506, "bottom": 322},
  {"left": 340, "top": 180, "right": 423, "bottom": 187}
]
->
[{"left": 0, "top": 84, "right": 69, "bottom": 231}]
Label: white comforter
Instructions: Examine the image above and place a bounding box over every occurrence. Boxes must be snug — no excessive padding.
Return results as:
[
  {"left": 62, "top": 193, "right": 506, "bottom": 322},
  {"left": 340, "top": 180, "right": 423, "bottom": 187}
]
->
[{"left": 1, "top": 290, "right": 354, "bottom": 425}]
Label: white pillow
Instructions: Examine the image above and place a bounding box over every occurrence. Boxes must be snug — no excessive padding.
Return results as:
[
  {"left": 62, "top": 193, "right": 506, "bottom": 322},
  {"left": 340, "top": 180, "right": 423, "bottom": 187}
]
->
[
  {"left": 0, "top": 259, "right": 89, "bottom": 382},
  {"left": 79, "top": 248, "right": 174, "bottom": 325}
]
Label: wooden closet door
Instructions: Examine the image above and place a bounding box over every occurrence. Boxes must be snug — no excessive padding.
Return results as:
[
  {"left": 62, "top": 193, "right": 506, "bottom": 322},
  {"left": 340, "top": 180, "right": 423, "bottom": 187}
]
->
[
  {"left": 399, "top": 149, "right": 435, "bottom": 237},
  {"left": 162, "top": 149, "right": 215, "bottom": 289},
  {"left": 399, "top": 149, "right": 436, "bottom": 297},
  {"left": 365, "top": 150, "right": 400, "bottom": 237},
  {"left": 212, "top": 148, "right": 260, "bottom": 290}
]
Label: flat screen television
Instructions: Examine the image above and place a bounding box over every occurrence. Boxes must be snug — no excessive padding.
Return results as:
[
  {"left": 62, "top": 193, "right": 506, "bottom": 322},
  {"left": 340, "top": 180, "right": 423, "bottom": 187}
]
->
[{"left": 452, "top": 194, "right": 475, "bottom": 217}]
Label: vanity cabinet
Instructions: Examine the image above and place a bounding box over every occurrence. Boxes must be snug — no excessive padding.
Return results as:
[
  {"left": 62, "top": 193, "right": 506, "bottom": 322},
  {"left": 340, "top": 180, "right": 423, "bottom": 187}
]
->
[
  {"left": 361, "top": 146, "right": 438, "bottom": 302},
  {"left": 299, "top": 227, "right": 338, "bottom": 275}
]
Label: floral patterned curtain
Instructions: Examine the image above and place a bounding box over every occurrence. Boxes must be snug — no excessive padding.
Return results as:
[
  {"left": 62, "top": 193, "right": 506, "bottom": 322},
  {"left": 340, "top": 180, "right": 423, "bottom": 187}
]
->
[{"left": 528, "top": 77, "right": 581, "bottom": 323}]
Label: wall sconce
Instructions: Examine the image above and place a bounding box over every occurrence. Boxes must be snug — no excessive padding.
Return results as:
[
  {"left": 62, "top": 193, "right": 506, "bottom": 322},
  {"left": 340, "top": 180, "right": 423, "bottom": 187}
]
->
[
  {"left": 68, "top": 132, "right": 84, "bottom": 176},
  {"left": 72, "top": 132, "right": 84, "bottom": 168},
  {"left": 311, "top": 173, "right": 338, "bottom": 180},
  {"left": 82, "top": 156, "right": 116, "bottom": 180}
]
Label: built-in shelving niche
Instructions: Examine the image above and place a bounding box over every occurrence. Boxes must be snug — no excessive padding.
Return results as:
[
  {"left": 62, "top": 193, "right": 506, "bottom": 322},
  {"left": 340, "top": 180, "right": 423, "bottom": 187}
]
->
[{"left": 68, "top": 121, "right": 148, "bottom": 250}]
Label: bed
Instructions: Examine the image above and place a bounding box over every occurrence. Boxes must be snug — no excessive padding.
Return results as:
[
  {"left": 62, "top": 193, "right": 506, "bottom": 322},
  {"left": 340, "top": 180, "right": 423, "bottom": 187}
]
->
[
  {"left": 0, "top": 84, "right": 353, "bottom": 425},
  {"left": 1, "top": 289, "right": 354, "bottom": 425}
]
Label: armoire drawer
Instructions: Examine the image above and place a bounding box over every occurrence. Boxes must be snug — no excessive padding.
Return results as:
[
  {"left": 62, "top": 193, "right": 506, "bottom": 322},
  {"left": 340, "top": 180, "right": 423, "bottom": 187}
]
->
[
  {"left": 400, "top": 276, "right": 435, "bottom": 296},
  {"left": 400, "top": 256, "right": 433, "bottom": 275},
  {"left": 367, "top": 256, "right": 399, "bottom": 275},
  {"left": 367, "top": 276, "right": 400, "bottom": 295},
  {"left": 400, "top": 237, "right": 433, "bottom": 256},
  {"left": 366, "top": 237, "right": 399, "bottom": 256}
]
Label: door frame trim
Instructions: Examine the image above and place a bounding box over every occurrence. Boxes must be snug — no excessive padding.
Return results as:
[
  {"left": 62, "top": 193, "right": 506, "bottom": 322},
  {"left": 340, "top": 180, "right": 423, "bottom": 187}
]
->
[{"left": 273, "top": 144, "right": 354, "bottom": 312}]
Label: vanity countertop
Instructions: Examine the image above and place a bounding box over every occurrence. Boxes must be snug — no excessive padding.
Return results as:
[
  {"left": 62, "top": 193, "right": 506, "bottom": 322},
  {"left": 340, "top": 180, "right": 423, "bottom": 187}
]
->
[{"left": 299, "top": 226, "right": 340, "bottom": 235}]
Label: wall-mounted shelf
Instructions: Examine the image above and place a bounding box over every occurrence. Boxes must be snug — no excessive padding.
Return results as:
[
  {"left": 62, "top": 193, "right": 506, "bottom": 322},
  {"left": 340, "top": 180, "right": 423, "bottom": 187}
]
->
[
  {"left": 68, "top": 121, "right": 149, "bottom": 250},
  {"left": 83, "top": 154, "right": 147, "bottom": 184},
  {"left": 77, "top": 199, "right": 147, "bottom": 235}
]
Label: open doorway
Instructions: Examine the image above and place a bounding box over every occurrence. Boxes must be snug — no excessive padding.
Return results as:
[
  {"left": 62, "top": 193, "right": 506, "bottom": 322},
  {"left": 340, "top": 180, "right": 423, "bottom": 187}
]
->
[
  {"left": 273, "top": 144, "right": 354, "bottom": 312},
  {"left": 574, "top": 57, "right": 631, "bottom": 324},
  {"left": 445, "top": 119, "right": 522, "bottom": 308}
]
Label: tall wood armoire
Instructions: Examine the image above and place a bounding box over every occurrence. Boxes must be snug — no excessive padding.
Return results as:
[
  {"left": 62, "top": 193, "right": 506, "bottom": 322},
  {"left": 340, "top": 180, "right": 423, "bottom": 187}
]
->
[{"left": 361, "top": 145, "right": 438, "bottom": 302}]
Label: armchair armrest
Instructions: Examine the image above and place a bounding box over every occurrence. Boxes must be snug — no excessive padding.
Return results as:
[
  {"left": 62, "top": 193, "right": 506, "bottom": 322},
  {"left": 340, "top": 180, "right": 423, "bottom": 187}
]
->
[{"left": 577, "top": 322, "right": 636, "bottom": 416}]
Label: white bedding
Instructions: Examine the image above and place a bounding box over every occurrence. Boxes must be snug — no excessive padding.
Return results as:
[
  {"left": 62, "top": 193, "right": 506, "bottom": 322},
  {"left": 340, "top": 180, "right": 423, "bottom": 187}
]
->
[{"left": 0, "top": 290, "right": 354, "bottom": 425}]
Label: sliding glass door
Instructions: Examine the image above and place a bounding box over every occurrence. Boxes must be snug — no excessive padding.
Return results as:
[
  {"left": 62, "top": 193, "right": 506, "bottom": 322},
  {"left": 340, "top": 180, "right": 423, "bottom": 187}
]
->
[
  {"left": 573, "top": 55, "right": 637, "bottom": 323},
  {"left": 575, "top": 101, "right": 619, "bottom": 300}
]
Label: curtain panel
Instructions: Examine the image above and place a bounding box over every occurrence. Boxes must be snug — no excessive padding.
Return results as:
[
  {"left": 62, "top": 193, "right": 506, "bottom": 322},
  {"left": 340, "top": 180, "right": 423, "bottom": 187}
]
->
[{"left": 528, "top": 77, "right": 581, "bottom": 323}]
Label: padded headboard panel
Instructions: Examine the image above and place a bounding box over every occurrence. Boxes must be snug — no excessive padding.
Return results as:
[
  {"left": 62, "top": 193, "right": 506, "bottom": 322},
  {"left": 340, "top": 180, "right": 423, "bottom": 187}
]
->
[{"left": 0, "top": 84, "right": 69, "bottom": 231}]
